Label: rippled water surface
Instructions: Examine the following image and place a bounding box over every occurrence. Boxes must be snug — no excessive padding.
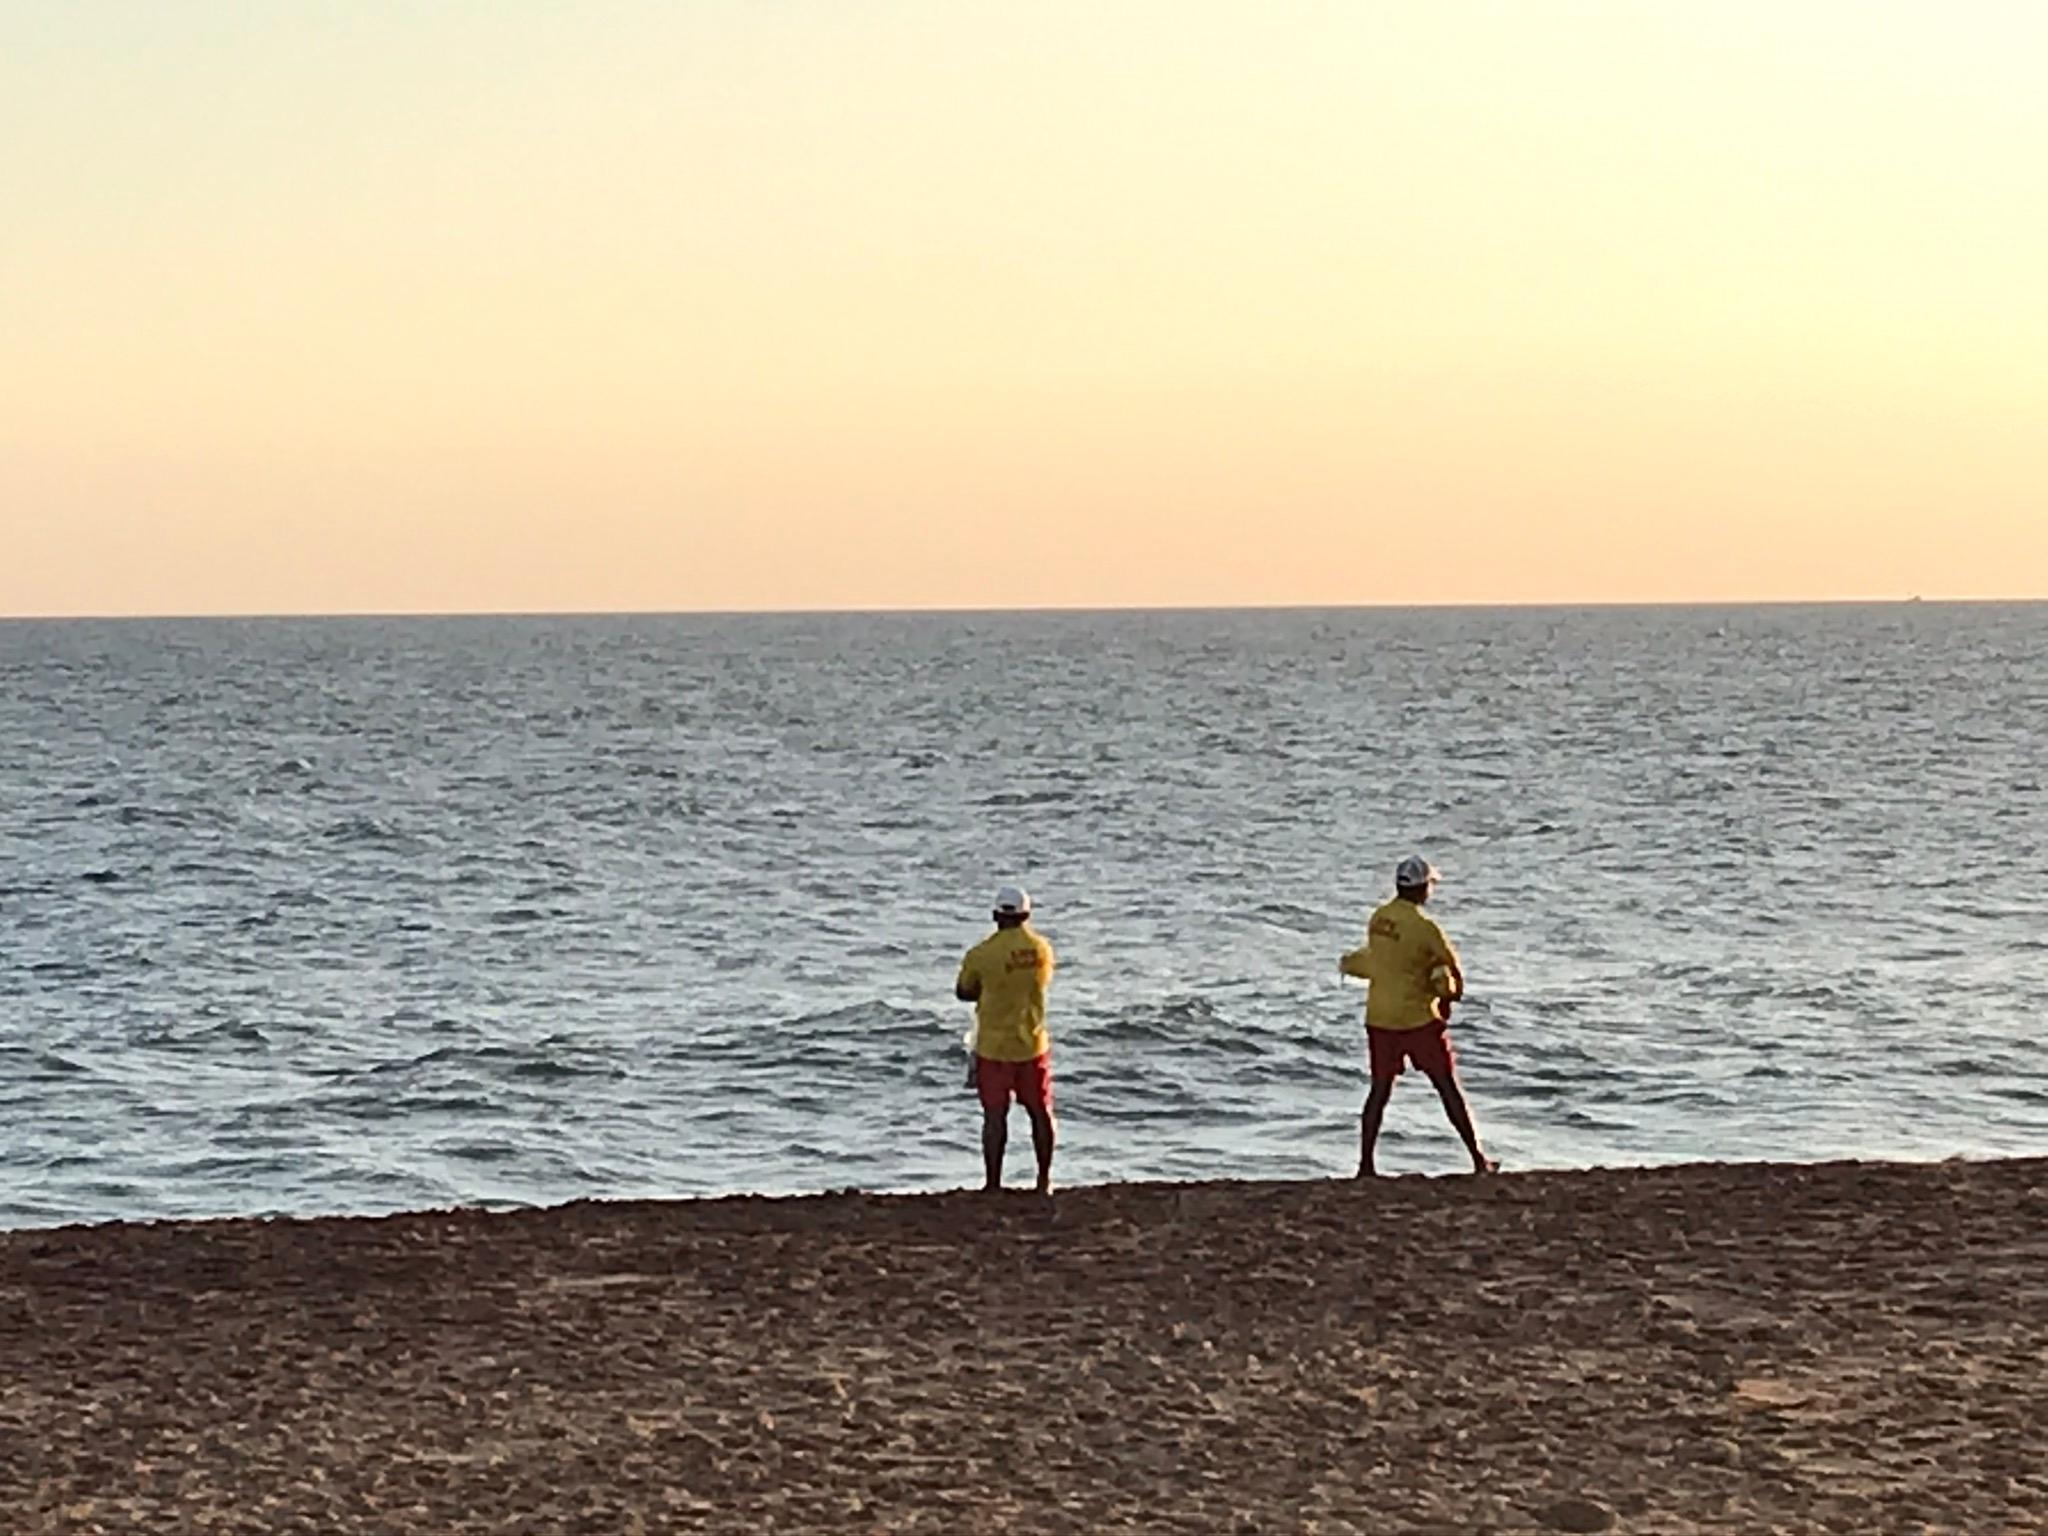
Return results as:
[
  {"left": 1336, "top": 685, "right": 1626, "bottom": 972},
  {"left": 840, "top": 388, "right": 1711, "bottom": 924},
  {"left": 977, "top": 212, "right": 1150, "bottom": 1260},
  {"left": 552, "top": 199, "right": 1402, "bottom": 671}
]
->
[{"left": 3, "top": 606, "right": 2044, "bottom": 1227}]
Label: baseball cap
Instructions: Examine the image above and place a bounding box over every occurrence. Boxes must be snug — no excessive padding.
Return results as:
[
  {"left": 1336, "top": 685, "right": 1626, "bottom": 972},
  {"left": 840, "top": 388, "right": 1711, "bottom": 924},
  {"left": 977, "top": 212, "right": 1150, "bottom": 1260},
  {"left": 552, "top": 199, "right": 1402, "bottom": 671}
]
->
[
  {"left": 993, "top": 885, "right": 1032, "bottom": 917},
  {"left": 1395, "top": 855, "right": 1440, "bottom": 890}
]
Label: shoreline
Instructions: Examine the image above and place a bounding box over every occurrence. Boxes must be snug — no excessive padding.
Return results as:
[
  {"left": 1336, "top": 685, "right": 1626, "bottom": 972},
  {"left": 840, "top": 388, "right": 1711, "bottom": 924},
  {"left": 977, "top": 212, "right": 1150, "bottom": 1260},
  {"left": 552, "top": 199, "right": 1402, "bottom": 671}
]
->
[
  {"left": 5, "top": 1155, "right": 2044, "bottom": 1532},
  {"left": 6, "top": 1146, "right": 2026, "bottom": 1238}
]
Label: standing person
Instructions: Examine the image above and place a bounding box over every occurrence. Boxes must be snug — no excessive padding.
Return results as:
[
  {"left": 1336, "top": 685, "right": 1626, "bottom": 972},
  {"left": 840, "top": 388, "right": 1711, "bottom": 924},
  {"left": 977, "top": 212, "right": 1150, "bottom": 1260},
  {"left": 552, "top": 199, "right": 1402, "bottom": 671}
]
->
[
  {"left": 954, "top": 886, "right": 1057, "bottom": 1194},
  {"left": 1339, "top": 856, "right": 1496, "bottom": 1177}
]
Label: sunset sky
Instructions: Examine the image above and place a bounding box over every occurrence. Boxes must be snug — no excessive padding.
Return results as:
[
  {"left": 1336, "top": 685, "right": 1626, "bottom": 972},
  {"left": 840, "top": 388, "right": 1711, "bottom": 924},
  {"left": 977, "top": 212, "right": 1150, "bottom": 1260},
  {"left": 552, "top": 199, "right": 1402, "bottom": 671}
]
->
[{"left": 4, "top": 2, "right": 2044, "bottom": 616}]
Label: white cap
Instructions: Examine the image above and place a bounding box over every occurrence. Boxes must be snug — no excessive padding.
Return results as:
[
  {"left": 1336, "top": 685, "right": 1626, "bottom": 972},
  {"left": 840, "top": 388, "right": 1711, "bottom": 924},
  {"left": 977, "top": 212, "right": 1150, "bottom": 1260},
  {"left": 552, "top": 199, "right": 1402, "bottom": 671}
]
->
[
  {"left": 993, "top": 885, "right": 1032, "bottom": 917},
  {"left": 1395, "top": 855, "right": 1439, "bottom": 891}
]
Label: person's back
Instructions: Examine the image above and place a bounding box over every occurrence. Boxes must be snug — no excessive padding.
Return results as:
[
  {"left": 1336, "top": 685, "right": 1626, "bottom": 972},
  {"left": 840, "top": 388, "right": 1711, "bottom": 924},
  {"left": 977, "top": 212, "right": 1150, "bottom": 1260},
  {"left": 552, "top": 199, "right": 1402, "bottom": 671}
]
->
[
  {"left": 958, "top": 924, "right": 1054, "bottom": 1062},
  {"left": 1350, "top": 895, "right": 1459, "bottom": 1031}
]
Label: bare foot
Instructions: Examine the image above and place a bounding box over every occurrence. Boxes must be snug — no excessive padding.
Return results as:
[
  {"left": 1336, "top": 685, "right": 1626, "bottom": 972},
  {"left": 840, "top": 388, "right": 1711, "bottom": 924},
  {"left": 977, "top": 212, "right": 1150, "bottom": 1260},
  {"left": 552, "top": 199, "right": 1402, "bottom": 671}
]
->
[
  {"left": 1354, "top": 1166, "right": 1378, "bottom": 1180},
  {"left": 1471, "top": 1158, "right": 1500, "bottom": 1175}
]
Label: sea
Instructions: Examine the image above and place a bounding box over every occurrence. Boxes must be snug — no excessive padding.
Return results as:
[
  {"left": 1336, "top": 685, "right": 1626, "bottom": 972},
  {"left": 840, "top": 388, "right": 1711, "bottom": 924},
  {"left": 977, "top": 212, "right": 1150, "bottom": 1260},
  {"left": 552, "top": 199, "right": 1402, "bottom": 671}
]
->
[{"left": 3, "top": 604, "right": 2043, "bottom": 1229}]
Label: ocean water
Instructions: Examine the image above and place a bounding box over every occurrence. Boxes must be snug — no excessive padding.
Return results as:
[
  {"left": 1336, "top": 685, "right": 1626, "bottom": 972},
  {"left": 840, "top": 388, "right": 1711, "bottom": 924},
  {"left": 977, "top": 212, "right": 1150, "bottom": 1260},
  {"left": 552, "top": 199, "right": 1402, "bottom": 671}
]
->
[{"left": 2, "top": 605, "right": 2044, "bottom": 1229}]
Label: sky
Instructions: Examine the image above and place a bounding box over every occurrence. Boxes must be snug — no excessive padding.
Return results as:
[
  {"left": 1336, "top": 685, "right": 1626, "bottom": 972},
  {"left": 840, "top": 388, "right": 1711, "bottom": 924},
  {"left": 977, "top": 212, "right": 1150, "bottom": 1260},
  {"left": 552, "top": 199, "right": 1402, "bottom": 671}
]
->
[{"left": 3, "top": 1, "right": 2044, "bottom": 616}]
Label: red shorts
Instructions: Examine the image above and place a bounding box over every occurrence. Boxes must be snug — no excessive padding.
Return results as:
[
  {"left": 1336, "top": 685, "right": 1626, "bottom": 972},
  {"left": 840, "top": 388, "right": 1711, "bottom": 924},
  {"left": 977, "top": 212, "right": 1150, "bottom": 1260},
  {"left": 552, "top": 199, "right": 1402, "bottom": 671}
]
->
[
  {"left": 1367, "top": 1021, "right": 1454, "bottom": 1082},
  {"left": 975, "top": 1053, "right": 1053, "bottom": 1112}
]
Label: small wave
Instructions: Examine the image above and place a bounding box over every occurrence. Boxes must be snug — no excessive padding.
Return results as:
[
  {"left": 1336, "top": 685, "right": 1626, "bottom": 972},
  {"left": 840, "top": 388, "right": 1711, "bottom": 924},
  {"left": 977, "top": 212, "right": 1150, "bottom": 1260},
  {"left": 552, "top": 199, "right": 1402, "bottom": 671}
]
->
[
  {"left": 1629, "top": 1085, "right": 1741, "bottom": 1109},
  {"left": 126, "top": 1026, "right": 184, "bottom": 1049},
  {"left": 1560, "top": 1108, "right": 1640, "bottom": 1133},
  {"left": 277, "top": 1090, "right": 401, "bottom": 1122},
  {"left": 978, "top": 788, "right": 1073, "bottom": 808},
  {"left": 1985, "top": 1084, "right": 2048, "bottom": 1105},
  {"left": 775, "top": 1000, "right": 945, "bottom": 1041},
  {"left": 34, "top": 1152, "right": 106, "bottom": 1172},
  {"left": 751, "top": 1139, "right": 837, "bottom": 1164},
  {"left": 262, "top": 1085, "right": 511, "bottom": 1124},
  {"left": 343, "top": 1045, "right": 463, "bottom": 1076},
  {"left": 337, "top": 1039, "right": 624, "bottom": 1084},
  {"left": 159, "top": 856, "right": 257, "bottom": 882},
  {"left": 1240, "top": 901, "right": 1323, "bottom": 933},
  {"left": 1085, "top": 998, "right": 1241, "bottom": 1049},
  {"left": 76, "top": 1179, "right": 144, "bottom": 1200},
  {"left": 393, "top": 1092, "right": 503, "bottom": 1115},
  {"left": 1233, "top": 1055, "right": 1348, "bottom": 1087},
  {"left": 117, "top": 804, "right": 203, "bottom": 828},
  {"left": 203, "top": 1021, "right": 270, "bottom": 1046},
  {"left": 507, "top": 1055, "right": 620, "bottom": 1082},
  {"left": 325, "top": 814, "right": 415, "bottom": 848},
  {"left": 144, "top": 1151, "right": 307, "bottom": 1180}
]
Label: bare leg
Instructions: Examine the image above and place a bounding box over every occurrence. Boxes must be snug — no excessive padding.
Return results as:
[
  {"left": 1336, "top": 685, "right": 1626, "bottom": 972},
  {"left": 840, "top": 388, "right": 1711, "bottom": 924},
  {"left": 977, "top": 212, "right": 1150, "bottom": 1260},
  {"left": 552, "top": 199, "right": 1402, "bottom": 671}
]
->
[
  {"left": 1425, "top": 1067, "right": 1496, "bottom": 1173},
  {"left": 1357, "top": 1077, "right": 1394, "bottom": 1177},
  {"left": 1024, "top": 1103, "right": 1057, "bottom": 1194},
  {"left": 981, "top": 1104, "right": 1007, "bottom": 1191}
]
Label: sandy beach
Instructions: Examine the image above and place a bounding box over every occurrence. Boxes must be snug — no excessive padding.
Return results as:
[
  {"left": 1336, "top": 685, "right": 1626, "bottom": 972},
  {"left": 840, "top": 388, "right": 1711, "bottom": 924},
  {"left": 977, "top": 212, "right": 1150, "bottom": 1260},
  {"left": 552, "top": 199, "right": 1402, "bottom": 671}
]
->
[{"left": 3, "top": 1156, "right": 2044, "bottom": 1534}]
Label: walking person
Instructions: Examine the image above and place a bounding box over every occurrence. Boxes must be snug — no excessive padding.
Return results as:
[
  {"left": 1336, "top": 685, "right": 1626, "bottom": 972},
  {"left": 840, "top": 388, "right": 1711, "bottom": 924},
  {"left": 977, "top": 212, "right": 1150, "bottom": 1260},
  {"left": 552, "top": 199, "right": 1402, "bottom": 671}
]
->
[
  {"left": 955, "top": 886, "right": 1058, "bottom": 1194},
  {"left": 1339, "top": 856, "right": 1496, "bottom": 1177}
]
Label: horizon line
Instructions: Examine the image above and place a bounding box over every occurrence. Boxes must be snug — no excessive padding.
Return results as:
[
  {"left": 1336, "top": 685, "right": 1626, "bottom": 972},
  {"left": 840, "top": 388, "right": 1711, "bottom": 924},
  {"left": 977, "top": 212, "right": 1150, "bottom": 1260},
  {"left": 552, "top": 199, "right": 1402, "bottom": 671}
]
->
[{"left": 0, "top": 594, "right": 2041, "bottom": 623}]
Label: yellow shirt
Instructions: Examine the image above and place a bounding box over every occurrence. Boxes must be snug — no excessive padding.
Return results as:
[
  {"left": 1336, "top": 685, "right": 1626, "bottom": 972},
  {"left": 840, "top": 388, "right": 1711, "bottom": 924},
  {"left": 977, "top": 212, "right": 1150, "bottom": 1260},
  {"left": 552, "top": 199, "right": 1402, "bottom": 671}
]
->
[
  {"left": 956, "top": 925, "right": 1056, "bottom": 1062},
  {"left": 1340, "top": 897, "right": 1462, "bottom": 1031}
]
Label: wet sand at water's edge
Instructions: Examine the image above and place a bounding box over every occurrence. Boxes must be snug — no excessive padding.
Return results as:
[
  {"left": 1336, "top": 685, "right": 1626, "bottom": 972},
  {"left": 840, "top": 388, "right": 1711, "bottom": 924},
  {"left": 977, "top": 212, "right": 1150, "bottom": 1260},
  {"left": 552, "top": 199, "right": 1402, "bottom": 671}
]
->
[{"left": 3, "top": 1157, "right": 2045, "bottom": 1533}]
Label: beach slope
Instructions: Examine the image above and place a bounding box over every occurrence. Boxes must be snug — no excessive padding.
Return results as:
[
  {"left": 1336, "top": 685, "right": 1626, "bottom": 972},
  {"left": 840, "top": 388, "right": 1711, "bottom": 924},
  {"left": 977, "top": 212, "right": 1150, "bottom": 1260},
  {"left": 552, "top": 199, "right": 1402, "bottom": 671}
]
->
[{"left": 3, "top": 1157, "right": 2045, "bottom": 1533}]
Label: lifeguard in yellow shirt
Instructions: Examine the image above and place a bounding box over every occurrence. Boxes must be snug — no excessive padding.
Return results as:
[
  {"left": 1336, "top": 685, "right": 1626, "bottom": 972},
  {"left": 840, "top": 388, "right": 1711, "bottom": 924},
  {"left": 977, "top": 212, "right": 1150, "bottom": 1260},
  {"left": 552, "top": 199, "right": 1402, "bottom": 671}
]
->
[
  {"left": 955, "top": 885, "right": 1057, "bottom": 1194},
  {"left": 1339, "top": 855, "right": 1495, "bottom": 1177}
]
